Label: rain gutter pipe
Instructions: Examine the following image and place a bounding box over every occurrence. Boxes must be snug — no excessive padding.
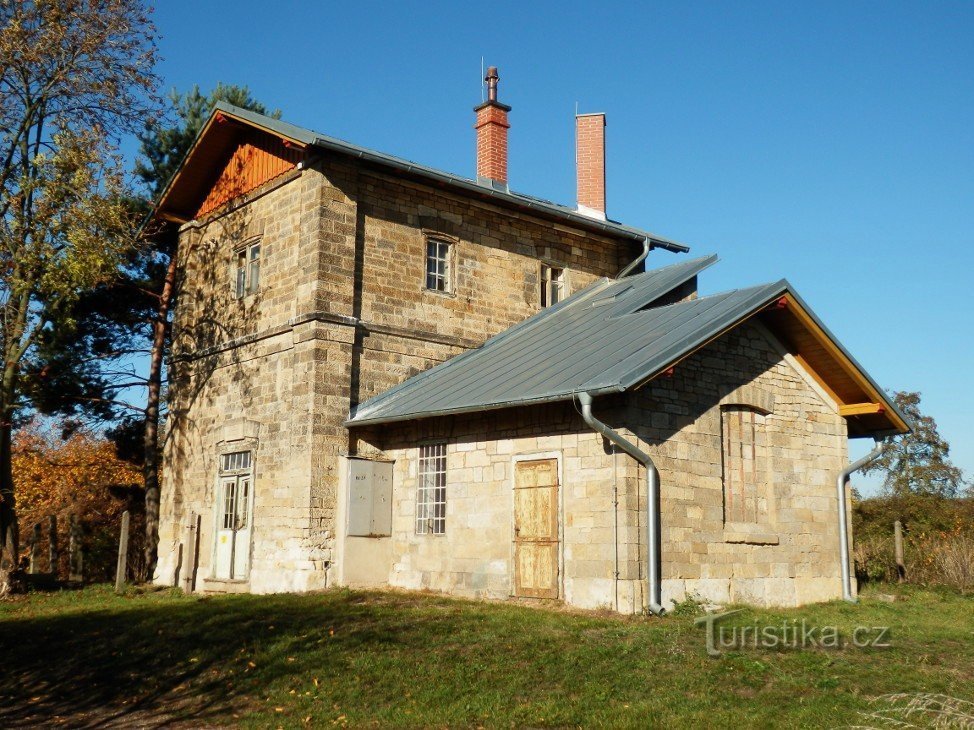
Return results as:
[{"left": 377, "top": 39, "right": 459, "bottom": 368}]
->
[
  {"left": 616, "top": 238, "right": 651, "bottom": 279},
  {"left": 577, "top": 391, "right": 665, "bottom": 615},
  {"left": 837, "top": 439, "right": 886, "bottom": 602}
]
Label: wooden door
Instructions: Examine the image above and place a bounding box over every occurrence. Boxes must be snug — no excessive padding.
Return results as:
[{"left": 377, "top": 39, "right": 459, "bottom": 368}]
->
[{"left": 513, "top": 459, "right": 560, "bottom": 598}]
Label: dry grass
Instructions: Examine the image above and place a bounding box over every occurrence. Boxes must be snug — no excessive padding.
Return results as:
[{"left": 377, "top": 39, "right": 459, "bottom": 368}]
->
[
  {"left": 856, "top": 529, "right": 974, "bottom": 592},
  {"left": 854, "top": 693, "right": 974, "bottom": 729}
]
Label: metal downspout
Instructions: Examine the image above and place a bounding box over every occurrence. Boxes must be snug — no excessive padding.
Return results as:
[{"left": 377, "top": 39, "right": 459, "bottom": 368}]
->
[
  {"left": 577, "top": 392, "right": 665, "bottom": 615},
  {"left": 837, "top": 439, "right": 886, "bottom": 602},
  {"left": 616, "top": 238, "right": 651, "bottom": 279}
]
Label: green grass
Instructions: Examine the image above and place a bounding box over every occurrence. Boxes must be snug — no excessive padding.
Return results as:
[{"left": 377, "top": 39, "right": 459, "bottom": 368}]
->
[{"left": 0, "top": 584, "right": 972, "bottom": 728}]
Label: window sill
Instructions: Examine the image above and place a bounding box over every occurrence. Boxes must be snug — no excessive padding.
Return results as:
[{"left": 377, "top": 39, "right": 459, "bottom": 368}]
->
[
  {"left": 423, "top": 287, "right": 456, "bottom": 299},
  {"left": 723, "top": 525, "right": 779, "bottom": 545}
]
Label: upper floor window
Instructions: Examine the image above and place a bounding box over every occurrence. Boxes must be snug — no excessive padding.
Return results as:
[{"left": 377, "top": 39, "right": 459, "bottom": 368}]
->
[
  {"left": 541, "top": 264, "right": 565, "bottom": 307},
  {"left": 425, "top": 238, "right": 452, "bottom": 293},
  {"left": 416, "top": 443, "right": 447, "bottom": 535},
  {"left": 720, "top": 405, "right": 770, "bottom": 525},
  {"left": 234, "top": 240, "right": 261, "bottom": 299}
]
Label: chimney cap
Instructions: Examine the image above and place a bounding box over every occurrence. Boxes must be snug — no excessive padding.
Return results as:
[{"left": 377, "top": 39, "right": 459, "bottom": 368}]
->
[{"left": 474, "top": 65, "right": 511, "bottom": 113}]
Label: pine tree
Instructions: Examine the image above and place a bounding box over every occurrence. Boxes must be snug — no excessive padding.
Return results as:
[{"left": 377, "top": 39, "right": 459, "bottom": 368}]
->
[
  {"left": 128, "top": 84, "right": 279, "bottom": 579},
  {"left": 864, "top": 391, "right": 968, "bottom": 498}
]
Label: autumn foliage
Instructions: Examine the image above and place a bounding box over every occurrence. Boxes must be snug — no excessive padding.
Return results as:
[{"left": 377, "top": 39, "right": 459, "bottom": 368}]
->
[{"left": 13, "top": 424, "right": 144, "bottom": 581}]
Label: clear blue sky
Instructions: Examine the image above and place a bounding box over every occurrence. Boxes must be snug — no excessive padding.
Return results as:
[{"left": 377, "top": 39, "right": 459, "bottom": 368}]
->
[{"left": 144, "top": 1, "right": 974, "bottom": 493}]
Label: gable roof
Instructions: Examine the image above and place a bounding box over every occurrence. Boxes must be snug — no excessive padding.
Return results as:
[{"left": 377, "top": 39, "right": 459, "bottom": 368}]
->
[
  {"left": 152, "top": 102, "right": 689, "bottom": 254},
  {"left": 347, "top": 256, "right": 910, "bottom": 437}
]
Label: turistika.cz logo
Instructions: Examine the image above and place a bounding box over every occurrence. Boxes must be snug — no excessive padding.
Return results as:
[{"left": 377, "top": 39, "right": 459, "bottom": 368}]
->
[{"left": 695, "top": 609, "right": 892, "bottom": 657}]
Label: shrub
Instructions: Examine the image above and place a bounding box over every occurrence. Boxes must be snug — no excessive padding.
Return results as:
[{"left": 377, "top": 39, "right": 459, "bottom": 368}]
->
[{"left": 854, "top": 495, "right": 974, "bottom": 592}]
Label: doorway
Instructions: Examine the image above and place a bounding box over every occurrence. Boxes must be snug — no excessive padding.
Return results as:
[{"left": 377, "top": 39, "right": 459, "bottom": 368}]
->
[
  {"left": 513, "top": 458, "right": 560, "bottom": 599},
  {"left": 214, "top": 450, "right": 253, "bottom": 580}
]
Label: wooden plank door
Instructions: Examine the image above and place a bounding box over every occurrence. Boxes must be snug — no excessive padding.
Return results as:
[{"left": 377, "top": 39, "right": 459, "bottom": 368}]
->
[{"left": 513, "top": 459, "right": 560, "bottom": 599}]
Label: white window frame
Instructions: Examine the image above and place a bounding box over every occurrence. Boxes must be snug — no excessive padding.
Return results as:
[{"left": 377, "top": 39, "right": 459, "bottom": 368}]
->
[
  {"left": 540, "top": 264, "right": 566, "bottom": 307},
  {"left": 234, "top": 239, "right": 262, "bottom": 299},
  {"left": 416, "top": 442, "right": 447, "bottom": 535},
  {"left": 424, "top": 238, "right": 453, "bottom": 293}
]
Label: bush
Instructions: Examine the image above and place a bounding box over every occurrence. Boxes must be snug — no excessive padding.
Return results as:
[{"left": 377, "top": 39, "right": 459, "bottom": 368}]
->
[{"left": 854, "top": 494, "right": 974, "bottom": 592}]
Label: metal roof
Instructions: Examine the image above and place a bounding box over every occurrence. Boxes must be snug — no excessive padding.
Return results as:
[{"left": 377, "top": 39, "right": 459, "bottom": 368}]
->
[
  {"left": 346, "top": 255, "right": 911, "bottom": 436},
  {"left": 347, "top": 255, "right": 720, "bottom": 425},
  {"left": 166, "top": 102, "right": 690, "bottom": 253}
]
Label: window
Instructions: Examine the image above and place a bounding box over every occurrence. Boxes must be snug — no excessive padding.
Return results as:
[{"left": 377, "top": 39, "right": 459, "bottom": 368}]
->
[
  {"left": 234, "top": 241, "right": 261, "bottom": 298},
  {"left": 425, "top": 238, "right": 452, "bottom": 292},
  {"left": 221, "top": 450, "right": 252, "bottom": 473},
  {"left": 541, "top": 264, "right": 565, "bottom": 307},
  {"left": 720, "top": 406, "right": 769, "bottom": 525},
  {"left": 416, "top": 443, "right": 447, "bottom": 535}
]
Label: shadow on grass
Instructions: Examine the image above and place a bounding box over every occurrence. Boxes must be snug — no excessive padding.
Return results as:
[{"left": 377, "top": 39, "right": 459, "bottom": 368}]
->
[{"left": 0, "top": 588, "right": 411, "bottom": 728}]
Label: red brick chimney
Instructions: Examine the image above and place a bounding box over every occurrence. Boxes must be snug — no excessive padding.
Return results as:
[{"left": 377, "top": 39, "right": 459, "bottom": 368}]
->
[
  {"left": 474, "top": 66, "right": 511, "bottom": 187},
  {"left": 576, "top": 112, "right": 606, "bottom": 220}
]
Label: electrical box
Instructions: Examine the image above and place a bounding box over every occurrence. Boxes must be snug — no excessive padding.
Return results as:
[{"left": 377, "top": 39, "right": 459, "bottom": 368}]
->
[{"left": 347, "top": 459, "right": 393, "bottom": 537}]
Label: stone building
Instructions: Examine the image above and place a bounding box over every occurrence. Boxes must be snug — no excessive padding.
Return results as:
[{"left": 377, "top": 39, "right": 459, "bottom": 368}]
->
[{"left": 149, "top": 70, "right": 908, "bottom": 611}]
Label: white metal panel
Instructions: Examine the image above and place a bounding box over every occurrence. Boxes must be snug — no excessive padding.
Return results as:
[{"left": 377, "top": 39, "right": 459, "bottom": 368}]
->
[
  {"left": 346, "top": 459, "right": 393, "bottom": 537},
  {"left": 370, "top": 460, "right": 393, "bottom": 536}
]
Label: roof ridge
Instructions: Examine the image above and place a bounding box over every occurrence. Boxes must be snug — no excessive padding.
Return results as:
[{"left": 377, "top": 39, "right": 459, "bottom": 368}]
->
[{"left": 185, "top": 103, "right": 690, "bottom": 252}]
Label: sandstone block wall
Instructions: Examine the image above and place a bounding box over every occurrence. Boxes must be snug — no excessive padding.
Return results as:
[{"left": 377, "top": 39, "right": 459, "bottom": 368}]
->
[
  {"left": 158, "top": 153, "right": 638, "bottom": 593},
  {"left": 353, "top": 319, "right": 850, "bottom": 612}
]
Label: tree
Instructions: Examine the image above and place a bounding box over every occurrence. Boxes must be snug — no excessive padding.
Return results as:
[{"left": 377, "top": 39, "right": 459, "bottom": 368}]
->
[
  {"left": 129, "top": 84, "right": 278, "bottom": 579},
  {"left": 13, "top": 421, "right": 142, "bottom": 580},
  {"left": 0, "top": 0, "right": 159, "bottom": 586},
  {"left": 863, "top": 391, "right": 968, "bottom": 499}
]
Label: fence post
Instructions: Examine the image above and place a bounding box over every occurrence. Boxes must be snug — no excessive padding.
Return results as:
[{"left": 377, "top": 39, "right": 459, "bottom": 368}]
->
[
  {"left": 180, "top": 511, "right": 198, "bottom": 594},
  {"left": 894, "top": 520, "right": 906, "bottom": 583},
  {"left": 115, "top": 510, "right": 131, "bottom": 594},
  {"left": 68, "top": 514, "right": 84, "bottom": 583},
  {"left": 48, "top": 515, "right": 58, "bottom": 576},
  {"left": 28, "top": 523, "right": 41, "bottom": 574}
]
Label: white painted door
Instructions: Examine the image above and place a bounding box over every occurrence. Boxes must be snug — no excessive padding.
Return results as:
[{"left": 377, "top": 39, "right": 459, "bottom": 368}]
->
[{"left": 215, "top": 475, "right": 251, "bottom": 579}]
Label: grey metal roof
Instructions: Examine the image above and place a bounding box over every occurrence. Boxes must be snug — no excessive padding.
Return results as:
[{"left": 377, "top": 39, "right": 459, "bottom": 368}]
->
[
  {"left": 347, "top": 255, "right": 729, "bottom": 425},
  {"left": 347, "top": 253, "right": 912, "bottom": 434},
  {"left": 206, "top": 102, "right": 690, "bottom": 253}
]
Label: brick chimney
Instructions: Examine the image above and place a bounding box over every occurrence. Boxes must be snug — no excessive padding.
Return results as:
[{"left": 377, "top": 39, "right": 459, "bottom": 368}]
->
[
  {"left": 474, "top": 66, "right": 511, "bottom": 187},
  {"left": 576, "top": 112, "right": 606, "bottom": 220}
]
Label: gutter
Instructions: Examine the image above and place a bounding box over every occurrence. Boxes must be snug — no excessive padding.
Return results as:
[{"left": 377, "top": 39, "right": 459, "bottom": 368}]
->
[
  {"left": 836, "top": 438, "right": 887, "bottom": 602},
  {"left": 309, "top": 135, "right": 690, "bottom": 254},
  {"left": 577, "top": 392, "right": 665, "bottom": 615}
]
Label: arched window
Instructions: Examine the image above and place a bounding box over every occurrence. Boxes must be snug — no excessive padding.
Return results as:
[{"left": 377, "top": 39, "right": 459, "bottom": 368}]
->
[{"left": 720, "top": 405, "right": 770, "bottom": 525}]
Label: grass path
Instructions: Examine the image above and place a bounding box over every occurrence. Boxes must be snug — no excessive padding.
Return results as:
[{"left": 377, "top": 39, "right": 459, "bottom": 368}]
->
[{"left": 0, "top": 584, "right": 972, "bottom": 727}]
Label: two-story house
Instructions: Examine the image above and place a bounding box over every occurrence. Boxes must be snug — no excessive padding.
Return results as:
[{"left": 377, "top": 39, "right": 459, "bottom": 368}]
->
[{"left": 149, "top": 70, "right": 908, "bottom": 612}]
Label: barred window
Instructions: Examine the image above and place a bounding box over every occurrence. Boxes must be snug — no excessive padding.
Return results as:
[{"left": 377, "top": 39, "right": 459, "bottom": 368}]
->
[
  {"left": 425, "top": 238, "right": 452, "bottom": 292},
  {"left": 721, "top": 406, "right": 769, "bottom": 524},
  {"left": 416, "top": 443, "right": 447, "bottom": 535}
]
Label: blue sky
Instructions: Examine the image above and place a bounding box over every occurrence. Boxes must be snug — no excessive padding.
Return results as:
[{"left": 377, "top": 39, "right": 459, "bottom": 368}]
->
[{"left": 144, "top": 1, "right": 973, "bottom": 492}]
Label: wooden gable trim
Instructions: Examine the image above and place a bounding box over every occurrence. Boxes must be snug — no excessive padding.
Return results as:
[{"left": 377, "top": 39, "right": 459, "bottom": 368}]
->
[
  {"left": 196, "top": 131, "right": 303, "bottom": 218},
  {"left": 772, "top": 294, "right": 908, "bottom": 433},
  {"left": 632, "top": 290, "right": 908, "bottom": 435},
  {"left": 153, "top": 111, "right": 307, "bottom": 225}
]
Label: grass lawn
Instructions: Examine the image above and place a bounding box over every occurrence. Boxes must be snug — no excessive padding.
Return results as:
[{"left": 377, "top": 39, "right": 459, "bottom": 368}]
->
[{"left": 0, "top": 584, "right": 972, "bottom": 728}]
